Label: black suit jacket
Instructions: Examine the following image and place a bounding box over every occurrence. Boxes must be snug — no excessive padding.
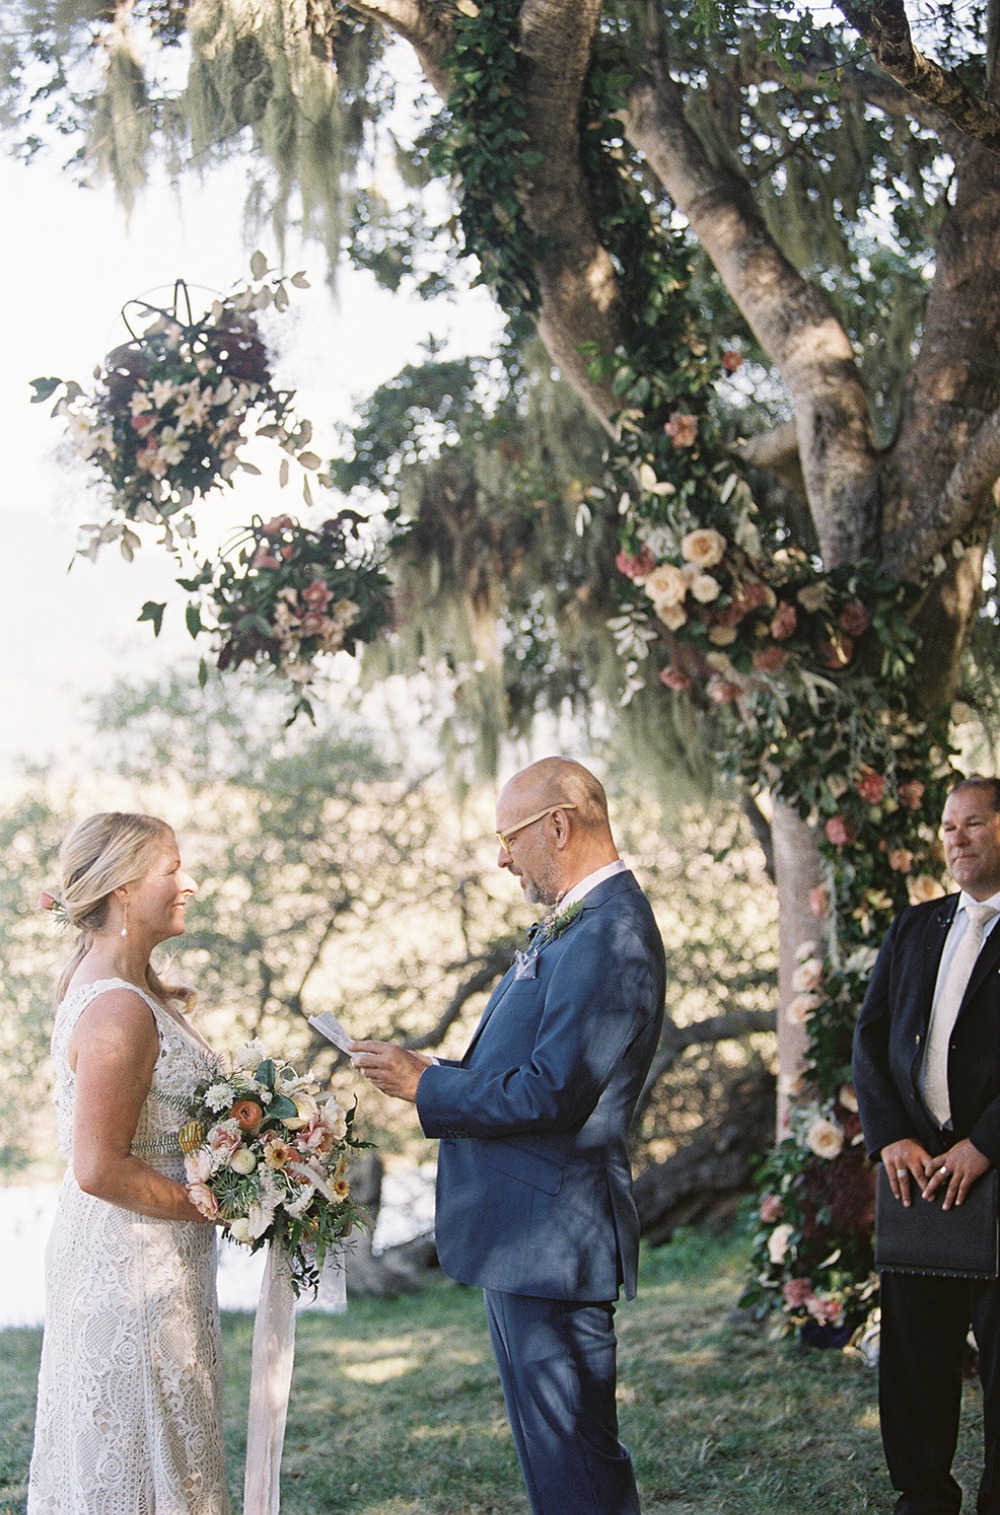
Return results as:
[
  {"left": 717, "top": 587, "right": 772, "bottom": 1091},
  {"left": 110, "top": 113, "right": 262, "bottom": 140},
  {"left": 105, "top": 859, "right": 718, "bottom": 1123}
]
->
[{"left": 853, "top": 894, "right": 1000, "bottom": 1165}]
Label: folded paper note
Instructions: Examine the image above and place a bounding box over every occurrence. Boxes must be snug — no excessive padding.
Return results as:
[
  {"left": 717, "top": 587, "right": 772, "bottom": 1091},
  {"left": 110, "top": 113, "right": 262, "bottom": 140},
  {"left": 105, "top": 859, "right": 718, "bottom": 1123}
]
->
[{"left": 307, "top": 1012, "right": 354, "bottom": 1054}]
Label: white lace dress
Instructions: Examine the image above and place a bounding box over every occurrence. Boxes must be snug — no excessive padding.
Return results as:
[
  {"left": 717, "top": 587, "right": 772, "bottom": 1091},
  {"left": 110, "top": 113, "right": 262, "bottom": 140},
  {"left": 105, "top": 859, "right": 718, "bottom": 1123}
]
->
[{"left": 27, "top": 979, "right": 231, "bottom": 1515}]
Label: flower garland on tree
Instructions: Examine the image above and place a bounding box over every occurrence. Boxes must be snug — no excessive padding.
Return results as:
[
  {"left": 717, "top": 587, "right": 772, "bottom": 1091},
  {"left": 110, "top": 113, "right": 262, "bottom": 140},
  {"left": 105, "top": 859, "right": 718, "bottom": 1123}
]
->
[{"left": 436, "top": 8, "right": 961, "bottom": 1340}]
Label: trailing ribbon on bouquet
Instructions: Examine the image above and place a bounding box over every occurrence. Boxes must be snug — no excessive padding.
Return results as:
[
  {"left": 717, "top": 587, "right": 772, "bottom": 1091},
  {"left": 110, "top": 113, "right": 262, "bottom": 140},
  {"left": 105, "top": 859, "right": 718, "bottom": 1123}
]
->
[{"left": 244, "top": 1241, "right": 297, "bottom": 1515}]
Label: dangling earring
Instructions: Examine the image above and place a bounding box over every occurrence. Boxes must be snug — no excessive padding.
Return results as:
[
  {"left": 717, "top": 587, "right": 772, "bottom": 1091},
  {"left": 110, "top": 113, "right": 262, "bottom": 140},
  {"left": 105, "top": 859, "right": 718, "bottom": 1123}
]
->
[{"left": 120, "top": 897, "right": 129, "bottom": 939}]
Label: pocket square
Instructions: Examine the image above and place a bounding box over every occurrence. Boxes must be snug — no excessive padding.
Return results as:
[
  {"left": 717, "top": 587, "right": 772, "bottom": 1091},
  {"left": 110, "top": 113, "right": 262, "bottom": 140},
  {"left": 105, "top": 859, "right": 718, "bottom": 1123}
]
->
[{"left": 513, "top": 949, "right": 539, "bottom": 980}]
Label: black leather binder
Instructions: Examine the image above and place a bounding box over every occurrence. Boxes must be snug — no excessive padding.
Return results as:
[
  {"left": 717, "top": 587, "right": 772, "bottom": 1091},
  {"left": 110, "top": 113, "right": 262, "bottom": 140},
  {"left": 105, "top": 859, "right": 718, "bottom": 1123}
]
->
[{"left": 875, "top": 1165, "right": 999, "bottom": 1280}]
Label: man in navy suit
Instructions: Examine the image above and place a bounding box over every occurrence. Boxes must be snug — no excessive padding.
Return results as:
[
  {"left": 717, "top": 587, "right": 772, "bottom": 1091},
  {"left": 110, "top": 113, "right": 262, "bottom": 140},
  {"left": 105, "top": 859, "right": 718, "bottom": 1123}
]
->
[
  {"left": 854, "top": 775, "right": 1000, "bottom": 1515},
  {"left": 352, "top": 756, "right": 666, "bottom": 1515}
]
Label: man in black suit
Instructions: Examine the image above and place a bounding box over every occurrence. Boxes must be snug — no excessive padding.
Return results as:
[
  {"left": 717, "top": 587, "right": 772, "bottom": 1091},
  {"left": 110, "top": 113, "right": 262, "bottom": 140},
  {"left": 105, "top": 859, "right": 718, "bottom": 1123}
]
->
[{"left": 854, "top": 776, "right": 1000, "bottom": 1515}]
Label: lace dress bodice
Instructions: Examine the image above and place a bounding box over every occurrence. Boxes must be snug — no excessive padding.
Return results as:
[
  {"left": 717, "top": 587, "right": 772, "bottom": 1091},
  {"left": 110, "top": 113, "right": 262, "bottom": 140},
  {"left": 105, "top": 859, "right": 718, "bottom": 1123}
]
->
[{"left": 28, "top": 977, "right": 231, "bottom": 1515}]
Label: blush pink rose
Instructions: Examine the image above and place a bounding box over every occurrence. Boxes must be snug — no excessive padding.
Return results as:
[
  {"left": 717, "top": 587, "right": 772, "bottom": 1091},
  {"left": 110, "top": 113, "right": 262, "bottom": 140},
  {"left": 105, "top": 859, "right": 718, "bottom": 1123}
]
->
[
  {"left": 888, "top": 847, "right": 914, "bottom": 873},
  {"left": 824, "top": 815, "right": 854, "bottom": 847},
  {"left": 752, "top": 645, "right": 788, "bottom": 673},
  {"left": 808, "top": 884, "right": 830, "bottom": 918},
  {"left": 898, "top": 779, "right": 925, "bottom": 811},
  {"left": 721, "top": 349, "right": 744, "bottom": 373},
  {"left": 659, "top": 665, "right": 693, "bottom": 692},
  {"left": 615, "top": 545, "right": 657, "bottom": 581},
  {"left": 760, "top": 1194, "right": 784, "bottom": 1224},
  {"left": 855, "top": 767, "right": 886, "bottom": 804},
  {"left": 187, "top": 1181, "right": 219, "bottom": 1220},
  {"left": 782, "top": 1277, "right": 814, "bottom": 1308},
  {"left": 770, "top": 602, "right": 798, "bottom": 640},
  {"left": 839, "top": 600, "right": 871, "bottom": 637}
]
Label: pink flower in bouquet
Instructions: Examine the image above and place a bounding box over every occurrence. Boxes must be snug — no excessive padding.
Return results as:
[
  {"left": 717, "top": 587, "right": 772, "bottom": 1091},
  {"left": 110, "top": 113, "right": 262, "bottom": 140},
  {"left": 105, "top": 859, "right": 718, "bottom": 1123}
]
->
[
  {"left": 855, "top": 766, "right": 886, "bottom": 805},
  {"left": 839, "top": 600, "right": 871, "bottom": 637},
  {"left": 659, "top": 665, "right": 693, "bottom": 692},
  {"left": 615, "top": 545, "right": 656, "bottom": 581},
  {"left": 824, "top": 815, "right": 854, "bottom": 847},
  {"left": 131, "top": 412, "right": 157, "bottom": 437},
  {"left": 808, "top": 884, "right": 830, "bottom": 919},
  {"left": 298, "top": 610, "right": 333, "bottom": 639},
  {"left": 210, "top": 1125, "right": 242, "bottom": 1164},
  {"left": 770, "top": 601, "right": 798, "bottom": 640},
  {"left": 760, "top": 1194, "right": 784, "bottom": 1224},
  {"left": 782, "top": 1277, "right": 814, "bottom": 1308},
  {"left": 187, "top": 1181, "right": 219, "bottom": 1220},
  {"left": 251, "top": 546, "right": 282, "bottom": 570},
  {"left": 888, "top": 847, "right": 914, "bottom": 873},
  {"left": 721, "top": 349, "right": 744, "bottom": 373},
  {"left": 898, "top": 779, "right": 925, "bottom": 811},
  {"left": 807, "top": 1293, "right": 844, "bottom": 1326},
  {"left": 752, "top": 645, "right": 788, "bottom": 673},
  {"left": 301, "top": 579, "right": 333, "bottom": 611},
  {"left": 261, "top": 514, "right": 295, "bottom": 535},
  {"left": 665, "top": 412, "right": 699, "bottom": 448}
]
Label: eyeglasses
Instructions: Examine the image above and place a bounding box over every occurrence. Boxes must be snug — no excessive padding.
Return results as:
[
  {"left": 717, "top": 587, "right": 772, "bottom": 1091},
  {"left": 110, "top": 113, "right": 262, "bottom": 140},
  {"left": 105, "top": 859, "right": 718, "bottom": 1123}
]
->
[{"left": 496, "top": 803, "right": 577, "bottom": 854}]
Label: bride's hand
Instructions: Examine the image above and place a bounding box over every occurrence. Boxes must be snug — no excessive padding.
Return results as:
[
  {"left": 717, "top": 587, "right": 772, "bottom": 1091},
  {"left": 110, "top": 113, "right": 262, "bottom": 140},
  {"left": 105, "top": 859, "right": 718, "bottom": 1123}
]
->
[{"left": 349, "top": 1041, "right": 431, "bottom": 1103}]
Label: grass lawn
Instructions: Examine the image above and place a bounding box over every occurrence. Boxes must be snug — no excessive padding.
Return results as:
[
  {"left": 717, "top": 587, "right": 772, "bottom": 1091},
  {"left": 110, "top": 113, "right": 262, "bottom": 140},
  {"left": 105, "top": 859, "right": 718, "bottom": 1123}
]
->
[{"left": 0, "top": 1229, "right": 987, "bottom": 1513}]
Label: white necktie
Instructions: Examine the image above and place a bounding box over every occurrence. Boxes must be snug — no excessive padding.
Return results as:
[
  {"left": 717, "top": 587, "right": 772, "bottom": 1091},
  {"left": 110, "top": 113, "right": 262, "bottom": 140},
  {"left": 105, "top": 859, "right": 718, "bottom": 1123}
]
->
[{"left": 924, "top": 901, "right": 998, "bottom": 1125}]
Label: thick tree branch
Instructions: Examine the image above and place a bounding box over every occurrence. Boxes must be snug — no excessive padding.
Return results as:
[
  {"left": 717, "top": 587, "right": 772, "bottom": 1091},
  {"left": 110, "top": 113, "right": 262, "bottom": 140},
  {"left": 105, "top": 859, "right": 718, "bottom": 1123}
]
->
[
  {"left": 625, "top": 66, "right": 880, "bottom": 566},
  {"left": 836, "top": 0, "right": 1000, "bottom": 153},
  {"left": 400, "top": 943, "right": 513, "bottom": 1052},
  {"left": 633, "top": 1006, "right": 776, "bottom": 1123},
  {"left": 341, "top": 0, "right": 455, "bottom": 94},
  {"left": 898, "top": 405, "right": 1000, "bottom": 574}
]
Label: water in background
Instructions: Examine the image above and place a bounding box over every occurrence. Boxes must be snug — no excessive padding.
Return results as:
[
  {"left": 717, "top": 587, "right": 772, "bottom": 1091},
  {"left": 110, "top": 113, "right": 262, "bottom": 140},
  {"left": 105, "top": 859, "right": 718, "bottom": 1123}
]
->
[{"left": 0, "top": 1166, "right": 437, "bottom": 1327}]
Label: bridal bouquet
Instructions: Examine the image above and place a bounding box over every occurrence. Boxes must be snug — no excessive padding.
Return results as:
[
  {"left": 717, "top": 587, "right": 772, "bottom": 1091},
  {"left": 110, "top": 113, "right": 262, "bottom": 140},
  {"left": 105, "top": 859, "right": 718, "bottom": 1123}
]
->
[{"left": 181, "top": 1042, "right": 368, "bottom": 1293}]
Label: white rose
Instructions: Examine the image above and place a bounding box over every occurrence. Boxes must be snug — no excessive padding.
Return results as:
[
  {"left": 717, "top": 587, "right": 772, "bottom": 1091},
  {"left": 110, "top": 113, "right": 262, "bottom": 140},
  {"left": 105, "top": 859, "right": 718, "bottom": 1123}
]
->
[
  {"left": 791, "top": 957, "right": 823, "bottom": 993},
  {"left": 768, "top": 1223, "right": 794, "bottom": 1265},
  {"left": 680, "top": 527, "right": 726, "bottom": 568},
  {"left": 806, "top": 1117, "right": 844, "bottom": 1160},
  {"left": 690, "top": 573, "right": 722, "bottom": 605}
]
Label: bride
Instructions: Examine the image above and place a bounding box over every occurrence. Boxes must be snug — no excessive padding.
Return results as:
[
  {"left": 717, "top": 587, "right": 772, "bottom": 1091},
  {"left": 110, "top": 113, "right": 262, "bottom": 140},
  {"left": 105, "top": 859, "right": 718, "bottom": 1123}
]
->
[{"left": 28, "top": 812, "right": 231, "bottom": 1514}]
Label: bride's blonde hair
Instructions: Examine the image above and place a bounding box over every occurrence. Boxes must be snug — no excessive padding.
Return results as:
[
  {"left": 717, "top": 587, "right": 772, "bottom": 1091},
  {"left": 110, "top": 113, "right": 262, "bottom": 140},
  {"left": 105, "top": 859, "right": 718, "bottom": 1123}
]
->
[{"left": 53, "top": 812, "right": 194, "bottom": 1009}]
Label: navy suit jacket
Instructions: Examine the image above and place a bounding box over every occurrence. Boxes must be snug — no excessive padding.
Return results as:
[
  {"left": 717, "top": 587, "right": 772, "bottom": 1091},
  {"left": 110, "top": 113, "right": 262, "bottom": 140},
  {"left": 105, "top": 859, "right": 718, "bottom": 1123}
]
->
[
  {"left": 416, "top": 870, "right": 666, "bottom": 1302},
  {"left": 853, "top": 893, "right": 1000, "bottom": 1165}
]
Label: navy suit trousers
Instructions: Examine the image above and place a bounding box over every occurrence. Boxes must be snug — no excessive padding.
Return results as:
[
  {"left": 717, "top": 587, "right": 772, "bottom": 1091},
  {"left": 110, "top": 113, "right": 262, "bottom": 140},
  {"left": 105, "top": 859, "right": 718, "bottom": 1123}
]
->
[{"left": 483, "top": 1289, "right": 641, "bottom": 1515}]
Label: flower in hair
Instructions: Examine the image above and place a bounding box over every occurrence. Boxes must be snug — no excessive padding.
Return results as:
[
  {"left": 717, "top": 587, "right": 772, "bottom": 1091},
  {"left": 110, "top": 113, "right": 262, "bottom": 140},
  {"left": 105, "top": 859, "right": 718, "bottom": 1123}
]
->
[{"left": 38, "top": 891, "right": 72, "bottom": 927}]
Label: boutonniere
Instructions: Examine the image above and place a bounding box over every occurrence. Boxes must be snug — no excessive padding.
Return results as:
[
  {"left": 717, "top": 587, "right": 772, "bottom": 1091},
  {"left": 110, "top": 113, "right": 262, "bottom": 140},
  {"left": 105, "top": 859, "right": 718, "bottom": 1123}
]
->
[{"left": 539, "top": 898, "right": 584, "bottom": 942}]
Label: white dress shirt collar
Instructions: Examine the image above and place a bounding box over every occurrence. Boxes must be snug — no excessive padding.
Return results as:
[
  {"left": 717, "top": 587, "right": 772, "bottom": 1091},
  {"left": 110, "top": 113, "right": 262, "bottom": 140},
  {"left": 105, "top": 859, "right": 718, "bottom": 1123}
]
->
[{"left": 557, "top": 858, "right": 627, "bottom": 914}]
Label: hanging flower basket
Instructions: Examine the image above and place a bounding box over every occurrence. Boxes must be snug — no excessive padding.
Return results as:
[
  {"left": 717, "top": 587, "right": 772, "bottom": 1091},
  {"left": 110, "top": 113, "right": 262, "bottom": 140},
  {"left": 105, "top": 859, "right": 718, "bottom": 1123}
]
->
[
  {"left": 167, "top": 511, "right": 393, "bottom": 717},
  {"left": 31, "top": 257, "right": 323, "bottom": 559}
]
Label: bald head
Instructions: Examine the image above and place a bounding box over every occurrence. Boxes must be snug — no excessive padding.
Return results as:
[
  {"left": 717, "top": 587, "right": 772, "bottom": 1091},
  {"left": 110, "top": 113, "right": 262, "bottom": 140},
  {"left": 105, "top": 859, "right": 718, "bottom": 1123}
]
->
[{"left": 496, "top": 757, "right": 618, "bottom": 904}]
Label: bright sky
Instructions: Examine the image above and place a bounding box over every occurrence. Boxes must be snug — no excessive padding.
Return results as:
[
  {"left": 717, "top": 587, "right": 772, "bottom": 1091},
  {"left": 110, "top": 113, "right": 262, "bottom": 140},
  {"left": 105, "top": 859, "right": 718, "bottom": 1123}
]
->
[{"left": 0, "top": 148, "right": 501, "bottom": 771}]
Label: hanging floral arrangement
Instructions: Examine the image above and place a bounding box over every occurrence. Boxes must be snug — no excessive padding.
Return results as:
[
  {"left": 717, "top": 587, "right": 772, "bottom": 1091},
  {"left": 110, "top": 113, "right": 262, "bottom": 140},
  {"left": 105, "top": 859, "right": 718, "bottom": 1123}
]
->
[{"left": 30, "top": 254, "right": 326, "bottom": 561}]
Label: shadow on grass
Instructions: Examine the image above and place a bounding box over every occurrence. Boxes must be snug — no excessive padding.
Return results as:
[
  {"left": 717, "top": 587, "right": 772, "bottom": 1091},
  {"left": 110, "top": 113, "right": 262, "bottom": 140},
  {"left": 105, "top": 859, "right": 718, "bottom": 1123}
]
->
[{"left": 0, "top": 1230, "right": 988, "bottom": 1514}]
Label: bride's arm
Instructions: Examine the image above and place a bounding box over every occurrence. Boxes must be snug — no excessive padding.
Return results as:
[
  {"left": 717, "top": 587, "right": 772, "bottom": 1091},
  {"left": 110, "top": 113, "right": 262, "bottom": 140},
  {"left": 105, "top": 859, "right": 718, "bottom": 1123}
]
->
[{"left": 68, "top": 987, "right": 214, "bottom": 1223}]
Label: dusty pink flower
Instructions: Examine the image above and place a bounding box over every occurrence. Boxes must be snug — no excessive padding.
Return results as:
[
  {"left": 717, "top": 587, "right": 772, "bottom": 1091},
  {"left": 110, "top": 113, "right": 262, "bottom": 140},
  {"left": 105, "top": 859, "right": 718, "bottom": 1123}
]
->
[
  {"left": 251, "top": 547, "right": 282, "bottom": 570},
  {"left": 839, "top": 600, "right": 871, "bottom": 637},
  {"left": 819, "top": 632, "right": 854, "bottom": 669},
  {"left": 808, "top": 885, "right": 830, "bottom": 919},
  {"left": 908, "top": 874, "right": 946, "bottom": 905},
  {"left": 665, "top": 411, "right": 699, "bottom": 448},
  {"left": 131, "top": 412, "right": 157, "bottom": 437},
  {"left": 760, "top": 1194, "right": 784, "bottom": 1224},
  {"left": 752, "top": 645, "right": 788, "bottom": 673},
  {"left": 261, "top": 514, "right": 294, "bottom": 535},
  {"left": 708, "top": 679, "right": 743, "bottom": 703},
  {"left": 299, "top": 610, "right": 333, "bottom": 638},
  {"left": 721, "top": 349, "right": 744, "bottom": 373},
  {"left": 782, "top": 1277, "right": 814, "bottom": 1308},
  {"left": 898, "top": 779, "right": 925, "bottom": 812},
  {"left": 770, "top": 602, "right": 798, "bottom": 640},
  {"left": 210, "top": 1125, "right": 242, "bottom": 1163},
  {"left": 187, "top": 1180, "right": 219, "bottom": 1220},
  {"left": 888, "top": 847, "right": 914, "bottom": 873},
  {"left": 615, "top": 545, "right": 657, "bottom": 581},
  {"left": 806, "top": 1294, "right": 845, "bottom": 1326},
  {"left": 855, "top": 767, "right": 886, "bottom": 805},
  {"left": 659, "top": 665, "right": 693, "bottom": 692},
  {"left": 824, "top": 815, "right": 854, "bottom": 847}
]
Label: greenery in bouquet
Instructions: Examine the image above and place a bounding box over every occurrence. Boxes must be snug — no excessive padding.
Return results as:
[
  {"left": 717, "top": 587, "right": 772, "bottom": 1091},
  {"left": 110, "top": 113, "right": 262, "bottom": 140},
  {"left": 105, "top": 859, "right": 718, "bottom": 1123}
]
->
[
  {"left": 181, "top": 1041, "right": 370, "bottom": 1294},
  {"left": 29, "top": 253, "right": 322, "bottom": 561}
]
